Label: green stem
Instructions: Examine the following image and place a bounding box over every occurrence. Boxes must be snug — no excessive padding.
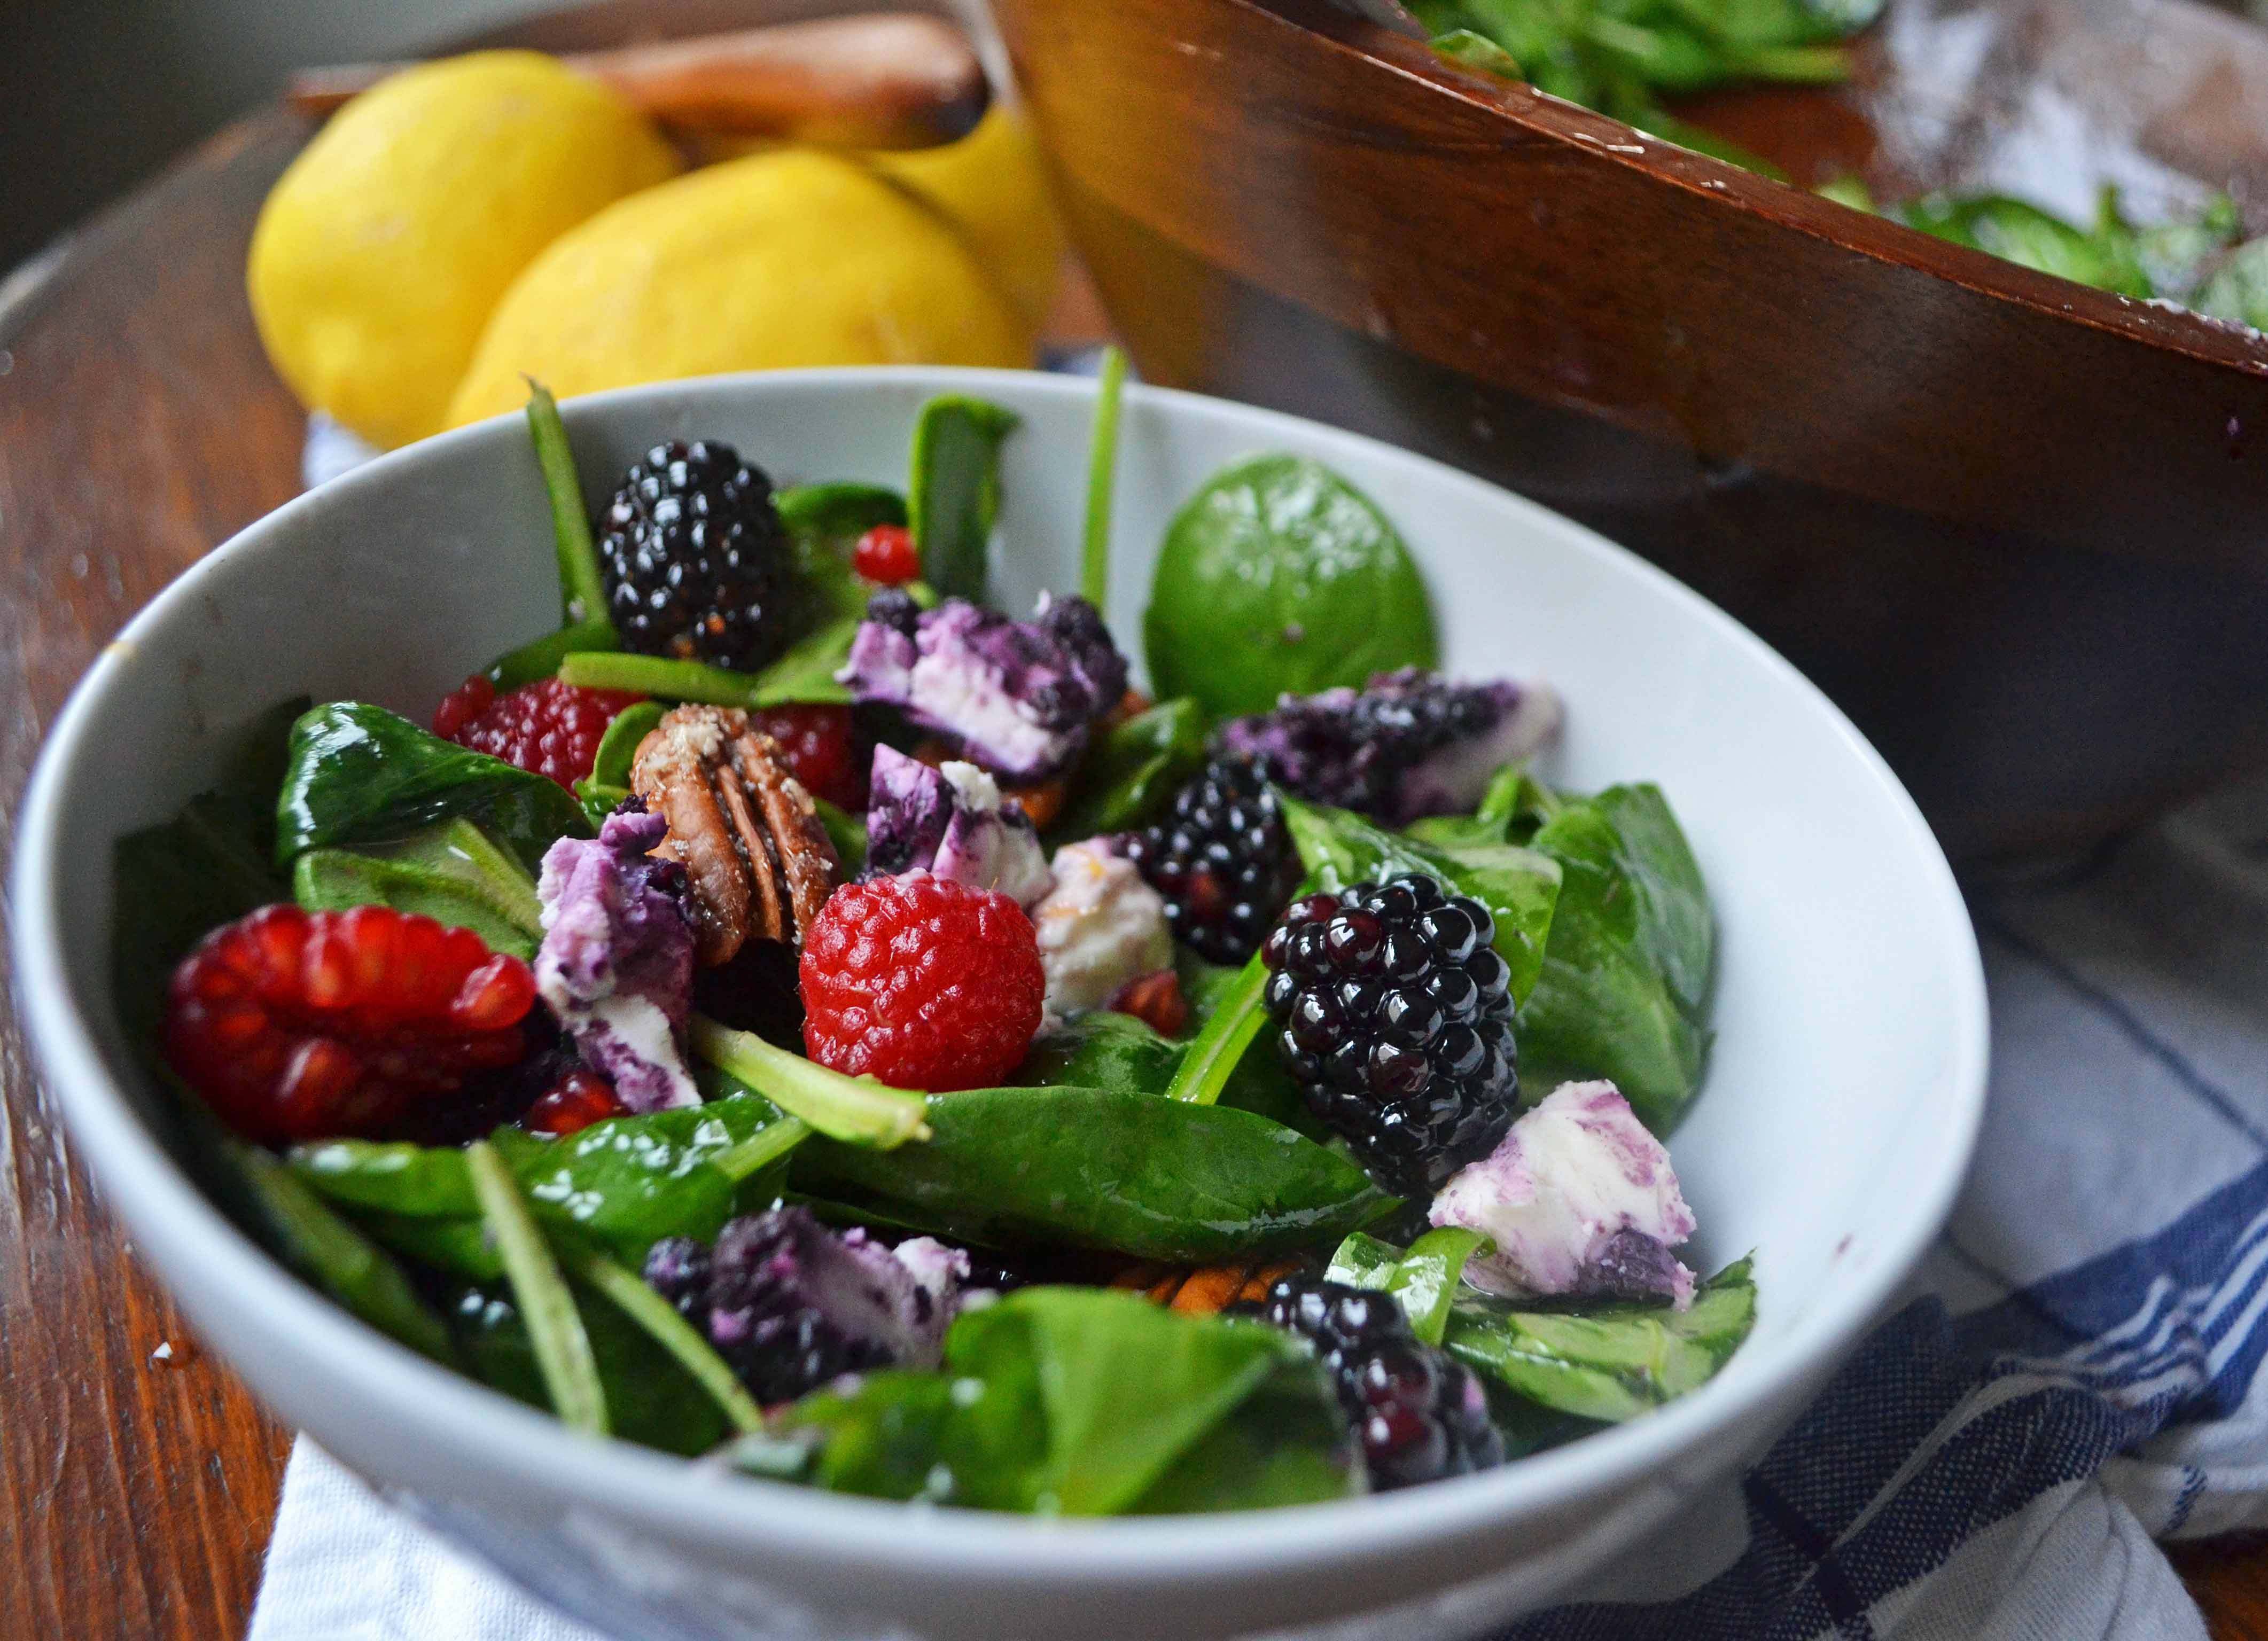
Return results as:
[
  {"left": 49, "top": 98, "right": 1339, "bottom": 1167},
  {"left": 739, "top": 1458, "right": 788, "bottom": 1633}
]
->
[
  {"left": 487, "top": 615, "right": 619, "bottom": 690},
  {"left": 559, "top": 652, "right": 773, "bottom": 708},
  {"left": 1164, "top": 951, "right": 1269, "bottom": 1105},
  {"left": 438, "top": 818, "right": 545, "bottom": 936},
  {"left": 466, "top": 1140, "right": 609, "bottom": 1435},
  {"left": 690, "top": 1017, "right": 931, "bottom": 1147},
  {"left": 524, "top": 382, "right": 616, "bottom": 638},
  {"left": 1080, "top": 346, "right": 1128, "bottom": 612},
  {"left": 712, "top": 1115, "right": 813, "bottom": 1183},
  {"left": 574, "top": 1250, "right": 764, "bottom": 1434}
]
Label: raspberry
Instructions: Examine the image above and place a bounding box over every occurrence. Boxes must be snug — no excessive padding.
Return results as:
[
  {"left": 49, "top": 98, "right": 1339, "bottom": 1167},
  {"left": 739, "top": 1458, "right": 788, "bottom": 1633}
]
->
[
  {"left": 800, "top": 875, "right": 1045, "bottom": 1091},
  {"left": 598, "top": 440, "right": 794, "bottom": 669},
  {"left": 853, "top": 522, "right": 921, "bottom": 584},
  {"left": 433, "top": 675, "right": 644, "bottom": 789},
  {"left": 1233, "top": 1275, "right": 1503, "bottom": 1489},
  {"left": 1125, "top": 756, "right": 1303, "bottom": 965},
  {"left": 1261, "top": 874, "right": 1519, "bottom": 1198},
  {"left": 165, "top": 904, "right": 536, "bottom": 1145},
  {"left": 523, "top": 1070, "right": 625, "bottom": 1136},
  {"left": 749, "top": 704, "right": 864, "bottom": 810}
]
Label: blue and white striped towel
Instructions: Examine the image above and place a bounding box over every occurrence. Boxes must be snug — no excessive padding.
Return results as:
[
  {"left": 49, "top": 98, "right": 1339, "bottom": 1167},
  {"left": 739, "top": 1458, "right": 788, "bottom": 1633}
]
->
[{"left": 250, "top": 772, "right": 2268, "bottom": 1639}]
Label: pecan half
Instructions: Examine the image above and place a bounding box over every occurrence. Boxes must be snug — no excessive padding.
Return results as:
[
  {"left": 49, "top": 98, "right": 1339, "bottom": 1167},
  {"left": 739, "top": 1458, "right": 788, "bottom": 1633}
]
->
[{"left": 630, "top": 705, "right": 841, "bottom": 966}]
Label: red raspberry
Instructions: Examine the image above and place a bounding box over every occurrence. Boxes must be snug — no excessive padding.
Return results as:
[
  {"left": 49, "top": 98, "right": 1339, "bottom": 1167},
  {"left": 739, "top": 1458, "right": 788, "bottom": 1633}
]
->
[
  {"left": 751, "top": 704, "right": 864, "bottom": 809},
  {"left": 853, "top": 523, "right": 921, "bottom": 585},
  {"left": 524, "top": 1070, "right": 626, "bottom": 1136},
  {"left": 432, "top": 675, "right": 644, "bottom": 789},
  {"left": 165, "top": 904, "right": 536, "bottom": 1145},
  {"left": 800, "top": 876, "right": 1045, "bottom": 1091}
]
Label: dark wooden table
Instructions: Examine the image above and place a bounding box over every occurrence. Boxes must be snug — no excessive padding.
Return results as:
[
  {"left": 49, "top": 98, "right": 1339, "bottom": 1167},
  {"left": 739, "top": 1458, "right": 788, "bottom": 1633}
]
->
[{"left": 2, "top": 81, "right": 2266, "bottom": 1641}]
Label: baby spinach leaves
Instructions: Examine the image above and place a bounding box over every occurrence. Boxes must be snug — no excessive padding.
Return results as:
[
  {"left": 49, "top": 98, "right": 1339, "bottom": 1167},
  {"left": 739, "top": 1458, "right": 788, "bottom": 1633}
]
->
[
  {"left": 775, "top": 481, "right": 907, "bottom": 544},
  {"left": 1440, "top": 1259, "right": 1757, "bottom": 1422},
  {"left": 750, "top": 1287, "right": 1358, "bottom": 1513},
  {"left": 909, "top": 396, "right": 1019, "bottom": 600},
  {"left": 469, "top": 1138, "right": 609, "bottom": 1434},
  {"left": 275, "top": 702, "right": 589, "bottom": 875},
  {"left": 1011, "top": 1011, "right": 1184, "bottom": 1096},
  {"left": 572, "top": 699, "right": 664, "bottom": 826},
  {"left": 1326, "top": 1227, "right": 1490, "bottom": 1346},
  {"left": 791, "top": 1085, "right": 1393, "bottom": 1262},
  {"left": 292, "top": 817, "right": 544, "bottom": 959},
  {"left": 1146, "top": 455, "right": 1439, "bottom": 718},
  {"left": 1049, "top": 697, "right": 1209, "bottom": 840},
  {"left": 1517, "top": 784, "right": 1713, "bottom": 1132},
  {"left": 1279, "top": 794, "right": 1561, "bottom": 1005}
]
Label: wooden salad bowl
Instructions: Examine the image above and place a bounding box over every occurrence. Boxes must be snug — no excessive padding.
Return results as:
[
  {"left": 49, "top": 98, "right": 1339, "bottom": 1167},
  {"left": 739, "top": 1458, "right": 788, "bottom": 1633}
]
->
[{"left": 992, "top": 0, "right": 2268, "bottom": 859}]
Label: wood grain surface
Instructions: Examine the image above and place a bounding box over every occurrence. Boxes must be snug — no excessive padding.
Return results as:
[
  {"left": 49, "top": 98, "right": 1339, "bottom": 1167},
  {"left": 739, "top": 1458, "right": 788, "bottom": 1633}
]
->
[{"left": 1, "top": 20, "right": 2266, "bottom": 1641}]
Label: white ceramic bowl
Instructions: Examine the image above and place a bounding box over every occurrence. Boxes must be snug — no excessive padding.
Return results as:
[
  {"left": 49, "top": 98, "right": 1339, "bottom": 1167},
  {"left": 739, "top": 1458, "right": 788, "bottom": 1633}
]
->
[{"left": 12, "top": 368, "right": 1987, "bottom": 1641}]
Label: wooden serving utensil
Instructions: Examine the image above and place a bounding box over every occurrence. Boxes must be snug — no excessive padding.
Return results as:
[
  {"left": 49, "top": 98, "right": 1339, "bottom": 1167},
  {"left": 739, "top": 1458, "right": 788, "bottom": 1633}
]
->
[{"left": 284, "top": 14, "right": 989, "bottom": 150}]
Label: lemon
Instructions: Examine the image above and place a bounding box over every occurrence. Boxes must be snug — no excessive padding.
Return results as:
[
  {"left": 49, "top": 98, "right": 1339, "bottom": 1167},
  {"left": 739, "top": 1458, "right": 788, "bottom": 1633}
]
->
[
  {"left": 248, "top": 51, "right": 679, "bottom": 449},
  {"left": 445, "top": 150, "right": 1030, "bottom": 427},
  {"left": 868, "top": 106, "right": 1067, "bottom": 331}
]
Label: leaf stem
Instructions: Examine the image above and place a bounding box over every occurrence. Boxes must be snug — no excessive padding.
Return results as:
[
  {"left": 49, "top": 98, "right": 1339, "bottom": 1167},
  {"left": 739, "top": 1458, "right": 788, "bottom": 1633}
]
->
[
  {"left": 690, "top": 1017, "right": 932, "bottom": 1147},
  {"left": 574, "top": 1249, "right": 764, "bottom": 1434},
  {"left": 486, "top": 615, "right": 619, "bottom": 690},
  {"left": 711, "top": 1115, "right": 813, "bottom": 1183},
  {"left": 524, "top": 382, "right": 615, "bottom": 638},
  {"left": 1164, "top": 951, "right": 1268, "bottom": 1106},
  {"left": 1080, "top": 346, "right": 1128, "bottom": 612},
  {"left": 466, "top": 1139, "right": 609, "bottom": 1435}
]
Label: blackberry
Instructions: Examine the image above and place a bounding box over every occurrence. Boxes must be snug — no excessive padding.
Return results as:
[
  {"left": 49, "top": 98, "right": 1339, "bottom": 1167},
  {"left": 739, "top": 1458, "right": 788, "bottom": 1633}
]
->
[
  {"left": 1125, "top": 757, "right": 1303, "bottom": 965},
  {"left": 597, "top": 440, "right": 793, "bottom": 670},
  {"left": 1260, "top": 873, "right": 1518, "bottom": 1198},
  {"left": 1235, "top": 1276, "right": 1503, "bottom": 1490}
]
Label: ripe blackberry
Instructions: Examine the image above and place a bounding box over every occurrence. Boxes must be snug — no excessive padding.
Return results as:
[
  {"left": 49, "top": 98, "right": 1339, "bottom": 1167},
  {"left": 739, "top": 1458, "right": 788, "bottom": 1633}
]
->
[
  {"left": 597, "top": 440, "right": 793, "bottom": 670},
  {"left": 1261, "top": 873, "right": 1518, "bottom": 1198},
  {"left": 1125, "top": 757, "right": 1302, "bottom": 965},
  {"left": 1236, "top": 1276, "right": 1503, "bottom": 1489}
]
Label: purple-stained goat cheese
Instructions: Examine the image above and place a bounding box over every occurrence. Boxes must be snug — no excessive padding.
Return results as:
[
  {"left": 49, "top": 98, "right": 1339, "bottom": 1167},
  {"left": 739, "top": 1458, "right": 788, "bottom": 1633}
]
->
[
  {"left": 534, "top": 803, "right": 700, "bottom": 1113},
  {"left": 837, "top": 591, "right": 1128, "bottom": 783},
  {"left": 1430, "top": 1080, "right": 1697, "bottom": 1308},
  {"left": 1215, "top": 667, "right": 1563, "bottom": 824},
  {"left": 862, "top": 746, "right": 1052, "bottom": 908}
]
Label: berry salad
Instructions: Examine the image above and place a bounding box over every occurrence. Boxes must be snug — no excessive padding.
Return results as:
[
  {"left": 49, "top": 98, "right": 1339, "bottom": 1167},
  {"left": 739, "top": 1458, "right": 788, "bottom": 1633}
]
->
[{"left": 115, "top": 363, "right": 1750, "bottom": 1514}]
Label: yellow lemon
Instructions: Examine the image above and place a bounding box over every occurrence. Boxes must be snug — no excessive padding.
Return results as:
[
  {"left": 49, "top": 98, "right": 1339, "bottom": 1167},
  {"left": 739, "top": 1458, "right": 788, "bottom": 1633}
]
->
[
  {"left": 868, "top": 106, "right": 1067, "bottom": 331},
  {"left": 445, "top": 150, "right": 1030, "bottom": 427},
  {"left": 248, "top": 51, "right": 679, "bottom": 449}
]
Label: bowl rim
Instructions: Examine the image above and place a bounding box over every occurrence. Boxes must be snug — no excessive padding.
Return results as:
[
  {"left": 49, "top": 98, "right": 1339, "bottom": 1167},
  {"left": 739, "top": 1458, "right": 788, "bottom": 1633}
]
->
[{"left": 10, "top": 364, "right": 1988, "bottom": 1581}]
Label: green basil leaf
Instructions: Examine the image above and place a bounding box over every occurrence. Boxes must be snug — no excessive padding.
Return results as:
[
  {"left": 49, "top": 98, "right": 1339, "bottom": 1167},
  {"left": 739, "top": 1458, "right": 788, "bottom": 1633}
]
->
[
  {"left": 791, "top": 1085, "right": 1392, "bottom": 1262},
  {"left": 1280, "top": 794, "right": 1561, "bottom": 1005},
  {"left": 1441, "top": 1258, "right": 1756, "bottom": 1421},
  {"left": 275, "top": 701, "right": 589, "bottom": 874},
  {"left": 908, "top": 396, "right": 1019, "bottom": 600},
  {"left": 1145, "top": 454, "right": 1439, "bottom": 718}
]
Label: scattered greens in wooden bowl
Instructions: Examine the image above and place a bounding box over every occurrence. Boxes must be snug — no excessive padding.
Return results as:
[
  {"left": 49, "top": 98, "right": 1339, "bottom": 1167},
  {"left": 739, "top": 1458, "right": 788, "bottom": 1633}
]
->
[{"left": 119, "top": 357, "right": 1749, "bottom": 1513}]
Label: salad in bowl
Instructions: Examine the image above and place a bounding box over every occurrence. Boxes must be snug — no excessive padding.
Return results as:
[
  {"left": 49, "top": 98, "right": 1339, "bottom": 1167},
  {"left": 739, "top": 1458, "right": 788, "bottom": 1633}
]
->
[{"left": 109, "top": 362, "right": 1748, "bottom": 1514}]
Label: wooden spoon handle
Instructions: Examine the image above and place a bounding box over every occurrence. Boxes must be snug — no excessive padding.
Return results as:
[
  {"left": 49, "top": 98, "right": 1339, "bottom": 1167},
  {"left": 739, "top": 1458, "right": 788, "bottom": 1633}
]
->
[{"left": 284, "top": 15, "right": 990, "bottom": 150}]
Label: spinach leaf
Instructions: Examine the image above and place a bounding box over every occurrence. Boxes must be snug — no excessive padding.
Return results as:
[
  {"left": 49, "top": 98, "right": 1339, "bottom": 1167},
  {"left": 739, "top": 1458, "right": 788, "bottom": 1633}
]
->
[
  {"left": 1441, "top": 1258, "right": 1757, "bottom": 1422},
  {"left": 2192, "top": 237, "right": 2268, "bottom": 330},
  {"left": 1145, "top": 454, "right": 1439, "bottom": 718},
  {"left": 1325, "top": 1226, "right": 1490, "bottom": 1346},
  {"left": 289, "top": 1093, "right": 792, "bottom": 1276},
  {"left": 1010, "top": 1012, "right": 1183, "bottom": 1096},
  {"left": 467, "top": 1138, "right": 608, "bottom": 1433},
  {"left": 275, "top": 702, "right": 589, "bottom": 874},
  {"left": 526, "top": 382, "right": 614, "bottom": 634},
  {"left": 776, "top": 481, "right": 907, "bottom": 544},
  {"left": 573, "top": 698, "right": 663, "bottom": 825},
  {"left": 1899, "top": 191, "right": 2151, "bottom": 298},
  {"left": 1280, "top": 795, "right": 1561, "bottom": 1005},
  {"left": 292, "top": 817, "right": 544, "bottom": 959},
  {"left": 1402, "top": 761, "right": 1540, "bottom": 850},
  {"left": 487, "top": 615, "right": 618, "bottom": 691},
  {"left": 1049, "top": 698, "right": 1210, "bottom": 841},
  {"left": 791, "top": 1085, "right": 1392, "bottom": 1261},
  {"left": 908, "top": 395, "right": 1019, "bottom": 600},
  {"left": 1080, "top": 346, "right": 1129, "bottom": 610},
  {"left": 1517, "top": 784, "right": 1713, "bottom": 1131},
  {"left": 111, "top": 697, "right": 303, "bottom": 1042},
  {"left": 447, "top": 1278, "right": 729, "bottom": 1457},
  {"left": 759, "top": 1287, "right": 1357, "bottom": 1513}
]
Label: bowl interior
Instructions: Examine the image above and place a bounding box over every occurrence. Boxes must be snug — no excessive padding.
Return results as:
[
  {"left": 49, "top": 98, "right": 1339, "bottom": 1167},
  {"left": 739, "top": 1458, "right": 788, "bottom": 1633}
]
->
[{"left": 12, "top": 367, "right": 1986, "bottom": 1616}]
